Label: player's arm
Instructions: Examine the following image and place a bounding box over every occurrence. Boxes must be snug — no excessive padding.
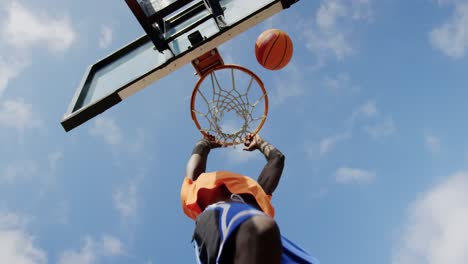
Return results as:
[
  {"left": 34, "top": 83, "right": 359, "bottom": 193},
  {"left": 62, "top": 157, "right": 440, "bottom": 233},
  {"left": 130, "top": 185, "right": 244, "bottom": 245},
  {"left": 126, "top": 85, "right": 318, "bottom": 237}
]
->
[
  {"left": 244, "top": 134, "right": 285, "bottom": 195},
  {"left": 186, "top": 136, "right": 221, "bottom": 181}
]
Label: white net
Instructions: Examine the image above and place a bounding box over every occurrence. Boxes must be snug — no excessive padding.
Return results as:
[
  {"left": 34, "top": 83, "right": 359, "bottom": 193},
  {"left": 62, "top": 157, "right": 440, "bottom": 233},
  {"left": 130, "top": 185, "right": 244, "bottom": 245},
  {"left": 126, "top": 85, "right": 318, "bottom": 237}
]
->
[{"left": 192, "top": 65, "right": 268, "bottom": 145}]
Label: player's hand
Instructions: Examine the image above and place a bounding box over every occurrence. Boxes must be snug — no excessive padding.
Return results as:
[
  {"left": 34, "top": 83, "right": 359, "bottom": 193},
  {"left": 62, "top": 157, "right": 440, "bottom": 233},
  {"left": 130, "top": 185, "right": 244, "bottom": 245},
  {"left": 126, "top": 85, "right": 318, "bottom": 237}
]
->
[
  {"left": 201, "top": 133, "right": 223, "bottom": 149},
  {"left": 243, "top": 133, "right": 264, "bottom": 151}
]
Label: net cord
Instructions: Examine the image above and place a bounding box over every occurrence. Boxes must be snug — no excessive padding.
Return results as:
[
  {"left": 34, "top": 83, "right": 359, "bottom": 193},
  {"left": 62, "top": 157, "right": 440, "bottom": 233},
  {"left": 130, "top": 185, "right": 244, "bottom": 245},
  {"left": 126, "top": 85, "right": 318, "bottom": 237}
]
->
[{"left": 192, "top": 66, "right": 267, "bottom": 145}]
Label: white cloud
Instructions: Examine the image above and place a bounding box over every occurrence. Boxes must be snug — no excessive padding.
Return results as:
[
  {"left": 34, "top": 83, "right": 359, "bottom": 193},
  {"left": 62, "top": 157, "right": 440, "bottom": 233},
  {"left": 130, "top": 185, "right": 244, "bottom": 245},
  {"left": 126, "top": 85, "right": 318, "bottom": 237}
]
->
[
  {"left": 425, "top": 134, "right": 441, "bottom": 154},
  {"left": 1, "top": 1, "right": 76, "bottom": 53},
  {"left": 89, "top": 117, "right": 123, "bottom": 146},
  {"left": 363, "top": 117, "right": 396, "bottom": 139},
  {"left": 316, "top": 1, "right": 347, "bottom": 29},
  {"left": 306, "top": 100, "right": 395, "bottom": 160},
  {"left": 348, "top": 100, "right": 378, "bottom": 125},
  {"left": 307, "top": 187, "right": 329, "bottom": 200},
  {"left": 319, "top": 132, "right": 351, "bottom": 156},
  {"left": 347, "top": 100, "right": 396, "bottom": 139},
  {"left": 392, "top": 172, "right": 468, "bottom": 264},
  {"left": 323, "top": 73, "right": 360, "bottom": 94},
  {"left": 99, "top": 26, "right": 113, "bottom": 49},
  {"left": 306, "top": 99, "right": 397, "bottom": 162},
  {"left": 58, "top": 237, "right": 95, "bottom": 264},
  {"left": 127, "top": 128, "right": 148, "bottom": 155},
  {"left": 430, "top": 1, "right": 468, "bottom": 58},
  {"left": 302, "top": 0, "right": 372, "bottom": 64},
  {"left": 1, "top": 160, "right": 37, "bottom": 183},
  {"left": 350, "top": 0, "right": 373, "bottom": 20},
  {"left": 58, "top": 235, "right": 124, "bottom": 264},
  {"left": 0, "top": 2, "right": 76, "bottom": 97},
  {"left": 113, "top": 180, "right": 138, "bottom": 219},
  {"left": 0, "top": 57, "right": 29, "bottom": 98},
  {"left": 224, "top": 146, "right": 259, "bottom": 164},
  {"left": 271, "top": 62, "right": 306, "bottom": 105},
  {"left": 0, "top": 212, "right": 47, "bottom": 264},
  {"left": 0, "top": 213, "right": 24, "bottom": 227},
  {"left": 89, "top": 118, "right": 150, "bottom": 159},
  {"left": 101, "top": 235, "right": 123, "bottom": 256},
  {"left": 305, "top": 27, "right": 352, "bottom": 63},
  {"left": 358, "top": 100, "right": 379, "bottom": 118},
  {"left": 0, "top": 98, "right": 42, "bottom": 131},
  {"left": 311, "top": 1, "right": 352, "bottom": 59},
  {"left": 335, "top": 167, "right": 375, "bottom": 184}
]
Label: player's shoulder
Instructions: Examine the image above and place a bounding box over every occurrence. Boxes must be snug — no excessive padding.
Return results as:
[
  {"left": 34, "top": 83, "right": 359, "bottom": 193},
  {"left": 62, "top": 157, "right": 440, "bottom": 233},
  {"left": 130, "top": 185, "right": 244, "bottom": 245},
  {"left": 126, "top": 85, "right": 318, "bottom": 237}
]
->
[{"left": 196, "top": 171, "right": 252, "bottom": 180}]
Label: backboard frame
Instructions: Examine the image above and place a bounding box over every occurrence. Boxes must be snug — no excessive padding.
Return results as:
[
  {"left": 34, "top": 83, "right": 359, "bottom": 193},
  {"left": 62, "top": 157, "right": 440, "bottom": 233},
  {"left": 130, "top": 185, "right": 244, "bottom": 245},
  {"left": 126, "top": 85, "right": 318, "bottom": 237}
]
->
[{"left": 61, "top": 0, "right": 300, "bottom": 132}]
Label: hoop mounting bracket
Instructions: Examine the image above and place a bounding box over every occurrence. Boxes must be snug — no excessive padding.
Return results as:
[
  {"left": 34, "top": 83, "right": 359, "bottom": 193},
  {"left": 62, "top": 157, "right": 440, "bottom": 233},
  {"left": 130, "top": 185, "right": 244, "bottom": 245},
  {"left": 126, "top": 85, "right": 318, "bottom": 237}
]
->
[{"left": 191, "top": 48, "right": 224, "bottom": 76}]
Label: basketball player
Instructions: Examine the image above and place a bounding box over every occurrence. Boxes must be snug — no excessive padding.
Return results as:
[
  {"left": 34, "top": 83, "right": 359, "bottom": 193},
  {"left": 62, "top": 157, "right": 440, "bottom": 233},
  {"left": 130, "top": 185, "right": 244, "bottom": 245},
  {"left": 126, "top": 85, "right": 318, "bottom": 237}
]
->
[{"left": 181, "top": 134, "right": 317, "bottom": 263}]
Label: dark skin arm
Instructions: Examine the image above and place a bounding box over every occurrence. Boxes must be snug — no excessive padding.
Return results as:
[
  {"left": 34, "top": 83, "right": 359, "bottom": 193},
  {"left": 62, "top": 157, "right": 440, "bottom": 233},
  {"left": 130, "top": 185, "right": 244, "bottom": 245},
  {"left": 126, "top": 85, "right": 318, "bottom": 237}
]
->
[
  {"left": 186, "top": 136, "right": 221, "bottom": 181},
  {"left": 186, "top": 134, "right": 285, "bottom": 196},
  {"left": 244, "top": 134, "right": 285, "bottom": 195}
]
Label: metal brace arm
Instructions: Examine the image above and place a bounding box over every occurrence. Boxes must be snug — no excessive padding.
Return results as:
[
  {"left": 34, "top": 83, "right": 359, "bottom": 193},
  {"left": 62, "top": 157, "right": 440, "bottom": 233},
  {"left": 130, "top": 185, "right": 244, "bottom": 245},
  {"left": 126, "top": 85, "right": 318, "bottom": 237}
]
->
[
  {"left": 125, "top": 0, "right": 172, "bottom": 53},
  {"left": 202, "top": 0, "right": 227, "bottom": 28}
]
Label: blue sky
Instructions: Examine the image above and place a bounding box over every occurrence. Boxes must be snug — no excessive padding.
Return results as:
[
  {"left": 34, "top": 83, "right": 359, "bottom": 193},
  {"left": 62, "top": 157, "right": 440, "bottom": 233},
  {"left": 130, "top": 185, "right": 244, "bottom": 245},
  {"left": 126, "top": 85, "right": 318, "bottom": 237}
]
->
[{"left": 1, "top": 0, "right": 468, "bottom": 263}]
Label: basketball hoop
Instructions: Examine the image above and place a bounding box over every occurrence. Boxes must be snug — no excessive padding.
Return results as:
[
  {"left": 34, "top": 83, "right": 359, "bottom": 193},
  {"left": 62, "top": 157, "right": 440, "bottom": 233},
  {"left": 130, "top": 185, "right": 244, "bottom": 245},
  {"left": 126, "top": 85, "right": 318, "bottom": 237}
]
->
[{"left": 190, "top": 64, "right": 269, "bottom": 146}]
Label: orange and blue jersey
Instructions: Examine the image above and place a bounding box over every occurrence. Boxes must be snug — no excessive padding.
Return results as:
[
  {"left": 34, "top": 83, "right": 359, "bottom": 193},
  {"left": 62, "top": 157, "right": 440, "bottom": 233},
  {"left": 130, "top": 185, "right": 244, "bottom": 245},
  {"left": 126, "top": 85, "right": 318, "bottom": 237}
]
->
[
  {"left": 180, "top": 171, "right": 275, "bottom": 219},
  {"left": 181, "top": 171, "right": 319, "bottom": 263}
]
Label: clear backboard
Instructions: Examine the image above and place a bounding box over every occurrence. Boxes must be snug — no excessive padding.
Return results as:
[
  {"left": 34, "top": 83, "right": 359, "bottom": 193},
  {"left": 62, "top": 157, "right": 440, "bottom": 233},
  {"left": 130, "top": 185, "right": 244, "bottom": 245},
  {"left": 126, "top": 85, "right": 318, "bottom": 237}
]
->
[{"left": 61, "top": 0, "right": 300, "bottom": 131}]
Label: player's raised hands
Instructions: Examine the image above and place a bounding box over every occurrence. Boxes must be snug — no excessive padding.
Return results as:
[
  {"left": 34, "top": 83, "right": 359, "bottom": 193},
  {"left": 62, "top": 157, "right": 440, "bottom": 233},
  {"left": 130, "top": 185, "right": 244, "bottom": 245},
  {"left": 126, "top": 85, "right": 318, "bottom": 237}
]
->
[
  {"left": 243, "top": 133, "right": 264, "bottom": 151},
  {"left": 199, "top": 133, "right": 223, "bottom": 149}
]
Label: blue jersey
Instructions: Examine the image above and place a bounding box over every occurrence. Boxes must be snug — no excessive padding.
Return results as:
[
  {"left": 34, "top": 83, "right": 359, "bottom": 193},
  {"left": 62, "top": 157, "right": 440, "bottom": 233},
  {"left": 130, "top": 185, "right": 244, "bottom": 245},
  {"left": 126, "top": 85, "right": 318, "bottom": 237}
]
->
[{"left": 193, "top": 201, "right": 319, "bottom": 264}]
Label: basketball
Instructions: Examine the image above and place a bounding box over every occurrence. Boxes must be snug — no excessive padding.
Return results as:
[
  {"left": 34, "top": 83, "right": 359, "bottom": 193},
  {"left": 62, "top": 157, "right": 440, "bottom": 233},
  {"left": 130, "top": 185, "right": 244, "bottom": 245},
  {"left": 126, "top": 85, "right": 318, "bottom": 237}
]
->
[{"left": 255, "top": 29, "right": 293, "bottom": 70}]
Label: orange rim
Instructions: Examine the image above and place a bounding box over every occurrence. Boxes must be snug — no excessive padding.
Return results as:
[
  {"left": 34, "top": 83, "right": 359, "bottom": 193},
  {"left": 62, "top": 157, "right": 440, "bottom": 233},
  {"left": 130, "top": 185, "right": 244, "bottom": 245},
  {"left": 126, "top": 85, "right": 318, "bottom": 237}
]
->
[{"left": 190, "top": 64, "right": 269, "bottom": 146}]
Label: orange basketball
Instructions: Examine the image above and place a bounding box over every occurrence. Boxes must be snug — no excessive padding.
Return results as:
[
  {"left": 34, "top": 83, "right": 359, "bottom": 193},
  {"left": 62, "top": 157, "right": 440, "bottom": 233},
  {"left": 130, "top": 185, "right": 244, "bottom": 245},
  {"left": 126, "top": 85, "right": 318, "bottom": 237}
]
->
[{"left": 255, "top": 29, "right": 293, "bottom": 70}]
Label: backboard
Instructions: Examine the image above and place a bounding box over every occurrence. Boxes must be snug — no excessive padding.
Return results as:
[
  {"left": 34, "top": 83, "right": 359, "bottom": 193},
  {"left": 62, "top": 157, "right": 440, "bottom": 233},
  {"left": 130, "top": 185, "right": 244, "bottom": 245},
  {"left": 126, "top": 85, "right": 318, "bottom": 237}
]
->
[{"left": 61, "top": 0, "right": 300, "bottom": 131}]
